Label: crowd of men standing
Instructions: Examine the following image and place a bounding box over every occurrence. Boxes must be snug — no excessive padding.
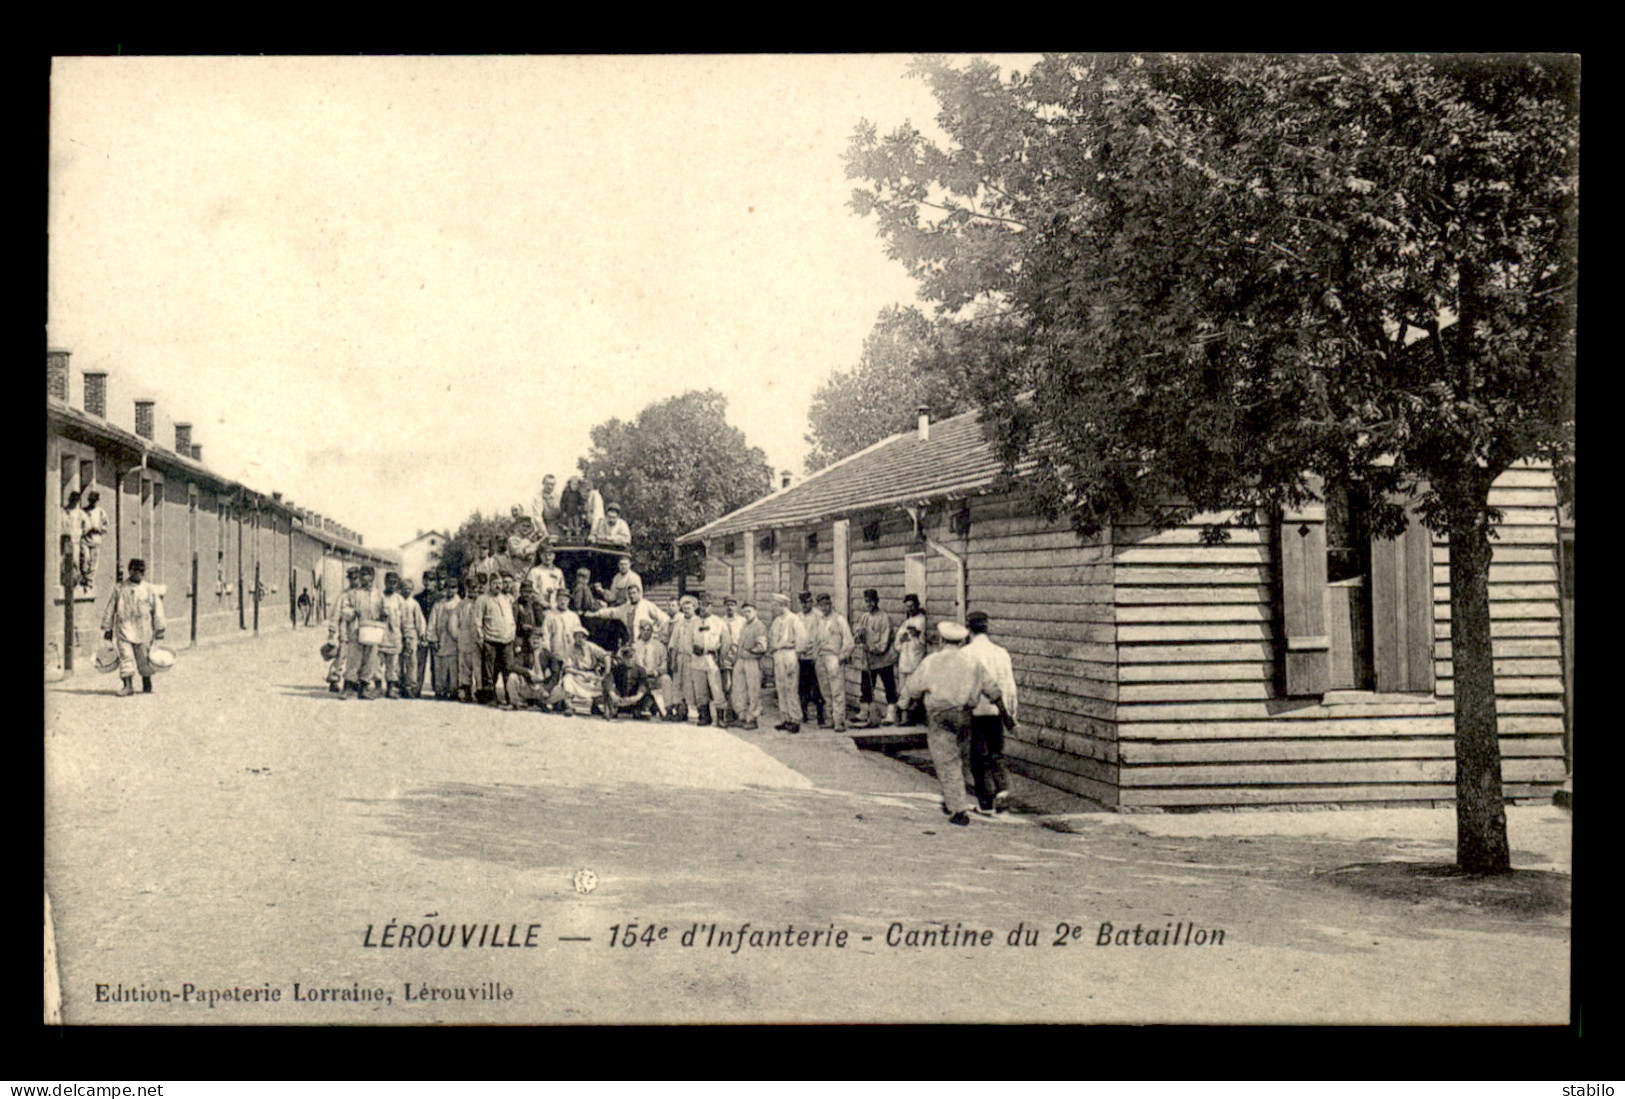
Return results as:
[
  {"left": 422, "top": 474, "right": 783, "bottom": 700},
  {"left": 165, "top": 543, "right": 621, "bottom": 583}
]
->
[{"left": 319, "top": 529, "right": 1021, "bottom": 824}]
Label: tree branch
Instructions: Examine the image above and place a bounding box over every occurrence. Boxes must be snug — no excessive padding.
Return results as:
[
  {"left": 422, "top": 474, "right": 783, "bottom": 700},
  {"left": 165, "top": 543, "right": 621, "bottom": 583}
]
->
[{"left": 916, "top": 197, "right": 1030, "bottom": 231}]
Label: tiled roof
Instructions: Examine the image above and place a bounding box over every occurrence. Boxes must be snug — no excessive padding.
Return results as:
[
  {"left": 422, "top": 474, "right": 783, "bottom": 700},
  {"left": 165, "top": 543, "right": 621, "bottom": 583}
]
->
[{"left": 681, "top": 408, "right": 1026, "bottom": 542}]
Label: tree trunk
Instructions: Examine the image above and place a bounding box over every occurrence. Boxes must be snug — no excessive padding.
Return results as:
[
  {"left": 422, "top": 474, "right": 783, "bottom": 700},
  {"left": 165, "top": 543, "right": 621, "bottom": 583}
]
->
[{"left": 1448, "top": 495, "right": 1512, "bottom": 874}]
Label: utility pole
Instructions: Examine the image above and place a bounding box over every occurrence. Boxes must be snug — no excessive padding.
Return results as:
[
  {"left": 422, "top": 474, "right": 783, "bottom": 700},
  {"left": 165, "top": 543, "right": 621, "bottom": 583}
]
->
[
  {"left": 190, "top": 551, "right": 199, "bottom": 647},
  {"left": 237, "top": 505, "right": 245, "bottom": 631},
  {"left": 61, "top": 536, "right": 75, "bottom": 673}
]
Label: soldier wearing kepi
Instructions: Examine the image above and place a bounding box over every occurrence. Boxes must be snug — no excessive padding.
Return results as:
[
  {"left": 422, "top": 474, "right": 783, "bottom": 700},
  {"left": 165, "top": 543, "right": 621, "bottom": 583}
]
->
[
  {"left": 730, "top": 600, "right": 769, "bottom": 730},
  {"left": 397, "top": 579, "right": 428, "bottom": 699},
  {"left": 812, "top": 593, "right": 855, "bottom": 732},
  {"left": 964, "top": 610, "right": 1018, "bottom": 815},
  {"left": 378, "top": 572, "right": 408, "bottom": 699},
  {"left": 101, "top": 558, "right": 166, "bottom": 696},
  {"left": 686, "top": 596, "right": 728, "bottom": 726},
  {"left": 341, "top": 565, "right": 386, "bottom": 701},
  {"left": 796, "top": 591, "right": 824, "bottom": 726},
  {"left": 851, "top": 588, "right": 899, "bottom": 728},
  {"left": 326, "top": 566, "right": 362, "bottom": 693},
  {"left": 768, "top": 593, "right": 807, "bottom": 733}
]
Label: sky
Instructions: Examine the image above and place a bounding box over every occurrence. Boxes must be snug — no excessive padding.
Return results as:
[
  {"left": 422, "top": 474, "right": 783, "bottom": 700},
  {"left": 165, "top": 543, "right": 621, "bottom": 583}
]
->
[{"left": 48, "top": 55, "right": 1036, "bottom": 550}]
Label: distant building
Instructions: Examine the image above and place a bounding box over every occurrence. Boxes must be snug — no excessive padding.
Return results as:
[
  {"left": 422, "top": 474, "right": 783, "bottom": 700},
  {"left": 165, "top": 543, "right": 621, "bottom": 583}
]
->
[
  {"left": 399, "top": 530, "right": 449, "bottom": 588},
  {"left": 46, "top": 348, "right": 397, "bottom": 679}
]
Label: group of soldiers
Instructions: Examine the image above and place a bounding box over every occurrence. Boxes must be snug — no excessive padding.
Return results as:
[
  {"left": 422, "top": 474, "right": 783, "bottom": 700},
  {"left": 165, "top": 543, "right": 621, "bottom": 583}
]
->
[{"left": 320, "top": 536, "right": 1022, "bottom": 824}]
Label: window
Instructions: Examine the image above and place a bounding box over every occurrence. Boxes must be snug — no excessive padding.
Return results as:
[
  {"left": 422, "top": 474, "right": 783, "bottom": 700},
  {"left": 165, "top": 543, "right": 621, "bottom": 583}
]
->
[
  {"left": 903, "top": 552, "right": 927, "bottom": 604},
  {"left": 1324, "top": 480, "right": 1373, "bottom": 690},
  {"left": 1280, "top": 476, "right": 1434, "bottom": 696}
]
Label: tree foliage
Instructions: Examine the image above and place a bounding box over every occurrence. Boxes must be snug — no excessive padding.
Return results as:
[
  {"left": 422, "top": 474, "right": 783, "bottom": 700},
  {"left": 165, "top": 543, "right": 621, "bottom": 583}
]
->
[
  {"left": 848, "top": 53, "right": 1577, "bottom": 872},
  {"left": 440, "top": 511, "right": 511, "bottom": 584},
  {"left": 805, "top": 305, "right": 975, "bottom": 471},
  {"left": 578, "top": 390, "right": 774, "bottom": 584}
]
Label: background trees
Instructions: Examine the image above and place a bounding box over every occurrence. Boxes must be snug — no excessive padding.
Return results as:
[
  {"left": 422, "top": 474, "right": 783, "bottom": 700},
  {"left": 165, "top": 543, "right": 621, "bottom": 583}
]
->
[
  {"left": 438, "top": 511, "right": 512, "bottom": 586},
  {"left": 804, "top": 305, "right": 974, "bottom": 472},
  {"left": 578, "top": 390, "right": 774, "bottom": 584},
  {"left": 847, "top": 53, "right": 1577, "bottom": 872}
]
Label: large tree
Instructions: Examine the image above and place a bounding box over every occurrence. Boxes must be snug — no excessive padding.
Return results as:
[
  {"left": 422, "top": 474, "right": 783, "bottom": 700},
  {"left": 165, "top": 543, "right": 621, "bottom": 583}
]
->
[
  {"left": 848, "top": 53, "right": 1576, "bottom": 872},
  {"left": 579, "top": 390, "right": 775, "bottom": 584},
  {"left": 805, "top": 305, "right": 974, "bottom": 471}
]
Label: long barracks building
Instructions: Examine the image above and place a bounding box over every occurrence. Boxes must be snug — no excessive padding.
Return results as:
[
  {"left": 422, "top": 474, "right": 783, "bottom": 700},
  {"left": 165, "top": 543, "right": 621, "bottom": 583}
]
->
[{"left": 46, "top": 348, "right": 397, "bottom": 679}]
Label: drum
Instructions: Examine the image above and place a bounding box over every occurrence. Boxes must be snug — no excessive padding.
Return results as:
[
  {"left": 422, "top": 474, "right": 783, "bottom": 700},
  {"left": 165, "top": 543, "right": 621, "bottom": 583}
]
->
[{"left": 357, "top": 620, "right": 386, "bottom": 646}]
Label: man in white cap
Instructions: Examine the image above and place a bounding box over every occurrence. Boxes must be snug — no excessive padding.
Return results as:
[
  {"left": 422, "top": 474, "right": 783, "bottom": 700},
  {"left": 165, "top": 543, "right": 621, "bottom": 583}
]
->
[
  {"left": 767, "top": 593, "right": 807, "bottom": 733},
  {"left": 897, "top": 619, "right": 1013, "bottom": 827}
]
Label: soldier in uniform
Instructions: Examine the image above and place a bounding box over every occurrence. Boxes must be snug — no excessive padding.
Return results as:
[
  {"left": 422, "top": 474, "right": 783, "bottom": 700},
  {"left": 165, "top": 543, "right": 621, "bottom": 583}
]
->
[
  {"left": 101, "top": 558, "right": 166, "bottom": 696},
  {"left": 326, "top": 567, "right": 361, "bottom": 692}
]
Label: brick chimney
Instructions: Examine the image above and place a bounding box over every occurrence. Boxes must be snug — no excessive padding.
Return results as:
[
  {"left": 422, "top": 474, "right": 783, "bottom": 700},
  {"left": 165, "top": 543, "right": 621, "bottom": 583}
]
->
[
  {"left": 780, "top": 469, "right": 793, "bottom": 490},
  {"left": 83, "top": 371, "right": 108, "bottom": 418},
  {"left": 134, "top": 400, "right": 155, "bottom": 440},
  {"left": 48, "top": 349, "right": 71, "bottom": 401},
  {"left": 174, "top": 423, "right": 192, "bottom": 454},
  {"left": 190, "top": 444, "right": 203, "bottom": 463},
  {"left": 917, "top": 406, "right": 930, "bottom": 442}
]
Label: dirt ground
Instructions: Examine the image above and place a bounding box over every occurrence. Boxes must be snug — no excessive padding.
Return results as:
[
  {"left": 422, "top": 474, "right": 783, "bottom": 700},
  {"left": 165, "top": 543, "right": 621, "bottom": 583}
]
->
[{"left": 44, "top": 626, "right": 1571, "bottom": 1025}]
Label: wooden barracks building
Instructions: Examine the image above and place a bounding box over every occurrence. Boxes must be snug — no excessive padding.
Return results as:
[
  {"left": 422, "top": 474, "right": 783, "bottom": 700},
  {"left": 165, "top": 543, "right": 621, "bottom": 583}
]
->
[
  {"left": 680, "top": 407, "right": 1572, "bottom": 810},
  {"left": 46, "top": 348, "right": 398, "bottom": 679}
]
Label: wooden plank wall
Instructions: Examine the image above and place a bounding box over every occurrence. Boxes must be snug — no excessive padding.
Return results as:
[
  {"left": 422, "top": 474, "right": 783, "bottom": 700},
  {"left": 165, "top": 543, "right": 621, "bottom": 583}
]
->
[
  {"left": 752, "top": 536, "right": 777, "bottom": 602},
  {"left": 703, "top": 535, "right": 747, "bottom": 601},
  {"left": 1112, "top": 463, "right": 1568, "bottom": 808},
  {"left": 959, "top": 494, "right": 1120, "bottom": 806}
]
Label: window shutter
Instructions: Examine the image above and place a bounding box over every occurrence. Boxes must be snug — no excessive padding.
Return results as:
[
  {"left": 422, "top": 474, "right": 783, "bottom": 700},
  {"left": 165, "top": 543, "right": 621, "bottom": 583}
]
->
[
  {"left": 1370, "top": 489, "right": 1435, "bottom": 693},
  {"left": 1279, "top": 483, "right": 1330, "bottom": 697}
]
